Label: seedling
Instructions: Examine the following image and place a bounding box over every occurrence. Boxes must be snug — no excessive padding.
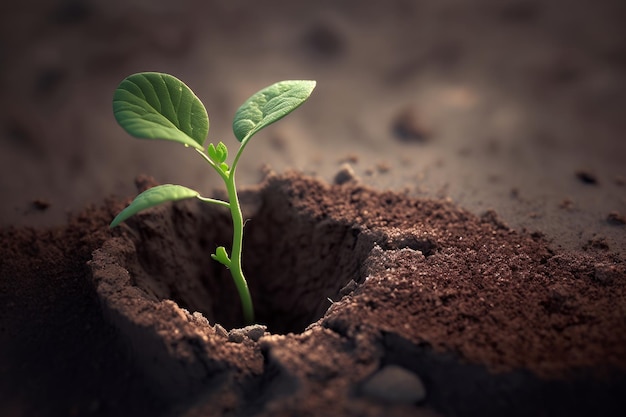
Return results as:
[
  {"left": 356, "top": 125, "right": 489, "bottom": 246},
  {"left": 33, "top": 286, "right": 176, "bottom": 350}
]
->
[{"left": 110, "top": 72, "right": 316, "bottom": 324}]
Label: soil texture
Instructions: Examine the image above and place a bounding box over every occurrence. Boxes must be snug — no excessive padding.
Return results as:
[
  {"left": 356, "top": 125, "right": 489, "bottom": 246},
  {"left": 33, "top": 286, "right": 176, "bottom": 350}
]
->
[{"left": 3, "top": 172, "right": 625, "bottom": 416}]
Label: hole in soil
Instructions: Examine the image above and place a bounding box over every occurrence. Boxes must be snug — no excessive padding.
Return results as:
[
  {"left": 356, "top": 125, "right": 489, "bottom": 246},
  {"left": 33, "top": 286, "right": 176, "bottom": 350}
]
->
[{"left": 124, "top": 184, "right": 374, "bottom": 335}]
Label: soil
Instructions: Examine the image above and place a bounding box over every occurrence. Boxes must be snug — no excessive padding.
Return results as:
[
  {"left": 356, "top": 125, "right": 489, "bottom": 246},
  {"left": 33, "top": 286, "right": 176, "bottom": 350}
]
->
[
  {"left": 2, "top": 171, "right": 625, "bottom": 416},
  {"left": 2, "top": 0, "right": 626, "bottom": 416}
]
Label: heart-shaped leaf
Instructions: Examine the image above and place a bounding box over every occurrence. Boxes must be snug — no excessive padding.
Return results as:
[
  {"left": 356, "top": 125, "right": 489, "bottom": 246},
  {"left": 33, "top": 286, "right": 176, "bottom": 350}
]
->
[
  {"left": 232, "top": 80, "right": 316, "bottom": 143},
  {"left": 110, "top": 184, "right": 199, "bottom": 228},
  {"left": 113, "top": 72, "right": 209, "bottom": 150}
]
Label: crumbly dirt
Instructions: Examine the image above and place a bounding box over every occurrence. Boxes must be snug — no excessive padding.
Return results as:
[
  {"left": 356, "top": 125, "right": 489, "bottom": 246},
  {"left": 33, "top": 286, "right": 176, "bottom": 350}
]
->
[{"left": 3, "top": 172, "right": 624, "bottom": 417}]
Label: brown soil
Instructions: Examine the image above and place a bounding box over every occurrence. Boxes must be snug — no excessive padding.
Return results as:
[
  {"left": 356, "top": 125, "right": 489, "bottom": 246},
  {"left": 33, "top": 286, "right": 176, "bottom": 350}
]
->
[{"left": 2, "top": 171, "right": 625, "bottom": 417}]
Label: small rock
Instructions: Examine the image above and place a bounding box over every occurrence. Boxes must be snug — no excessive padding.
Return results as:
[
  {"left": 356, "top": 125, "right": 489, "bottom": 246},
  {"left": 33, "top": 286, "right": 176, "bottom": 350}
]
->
[
  {"left": 32, "top": 199, "right": 51, "bottom": 210},
  {"left": 192, "top": 312, "right": 209, "bottom": 327},
  {"left": 214, "top": 324, "right": 228, "bottom": 338},
  {"left": 228, "top": 328, "right": 246, "bottom": 343},
  {"left": 392, "top": 106, "right": 430, "bottom": 143},
  {"left": 360, "top": 365, "right": 426, "bottom": 405},
  {"left": 243, "top": 324, "right": 267, "bottom": 341},
  {"left": 607, "top": 211, "right": 626, "bottom": 226},
  {"left": 227, "top": 324, "right": 267, "bottom": 343},
  {"left": 334, "top": 163, "right": 359, "bottom": 185},
  {"left": 575, "top": 170, "right": 598, "bottom": 185}
]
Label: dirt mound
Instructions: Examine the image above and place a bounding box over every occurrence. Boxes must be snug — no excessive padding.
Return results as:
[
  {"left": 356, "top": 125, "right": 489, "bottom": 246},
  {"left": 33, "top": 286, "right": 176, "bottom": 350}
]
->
[{"left": 83, "top": 172, "right": 626, "bottom": 416}]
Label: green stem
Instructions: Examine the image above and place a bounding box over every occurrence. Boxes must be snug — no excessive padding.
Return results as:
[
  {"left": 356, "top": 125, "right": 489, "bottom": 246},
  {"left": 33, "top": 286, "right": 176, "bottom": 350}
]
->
[
  {"left": 195, "top": 147, "right": 254, "bottom": 324},
  {"left": 225, "top": 172, "right": 254, "bottom": 324},
  {"left": 195, "top": 148, "right": 229, "bottom": 182}
]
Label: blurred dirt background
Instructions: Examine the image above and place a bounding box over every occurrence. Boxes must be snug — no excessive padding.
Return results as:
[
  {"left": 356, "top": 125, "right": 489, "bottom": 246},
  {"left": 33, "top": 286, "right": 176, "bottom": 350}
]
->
[{"left": 1, "top": 0, "right": 625, "bottom": 254}]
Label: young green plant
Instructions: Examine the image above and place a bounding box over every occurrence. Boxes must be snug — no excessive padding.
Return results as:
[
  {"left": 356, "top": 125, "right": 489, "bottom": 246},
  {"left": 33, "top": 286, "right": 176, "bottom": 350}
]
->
[{"left": 109, "top": 72, "right": 316, "bottom": 324}]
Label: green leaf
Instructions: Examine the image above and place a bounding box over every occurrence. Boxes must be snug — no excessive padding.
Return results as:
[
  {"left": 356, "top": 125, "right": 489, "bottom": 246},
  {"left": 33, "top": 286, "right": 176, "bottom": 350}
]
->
[
  {"left": 113, "top": 72, "right": 209, "bottom": 150},
  {"left": 211, "top": 246, "right": 231, "bottom": 268},
  {"left": 110, "top": 184, "right": 199, "bottom": 228},
  {"left": 232, "top": 80, "right": 316, "bottom": 143}
]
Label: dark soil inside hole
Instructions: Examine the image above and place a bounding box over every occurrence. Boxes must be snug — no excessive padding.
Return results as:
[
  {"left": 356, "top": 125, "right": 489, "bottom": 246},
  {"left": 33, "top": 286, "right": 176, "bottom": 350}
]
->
[
  {"left": 3, "top": 171, "right": 626, "bottom": 417},
  {"left": 117, "top": 176, "right": 375, "bottom": 334}
]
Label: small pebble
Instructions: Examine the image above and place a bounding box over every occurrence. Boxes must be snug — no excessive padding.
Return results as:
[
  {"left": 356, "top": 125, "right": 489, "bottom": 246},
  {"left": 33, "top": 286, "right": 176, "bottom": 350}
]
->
[
  {"left": 214, "top": 324, "right": 228, "bottom": 338},
  {"left": 360, "top": 365, "right": 426, "bottom": 404},
  {"left": 32, "top": 199, "right": 51, "bottom": 210},
  {"left": 192, "top": 312, "right": 209, "bottom": 326},
  {"left": 228, "top": 329, "right": 246, "bottom": 343},
  {"left": 607, "top": 211, "right": 626, "bottom": 226},
  {"left": 334, "top": 163, "right": 359, "bottom": 185},
  {"left": 575, "top": 170, "right": 598, "bottom": 185},
  {"left": 392, "top": 106, "right": 430, "bottom": 143},
  {"left": 243, "top": 324, "right": 267, "bottom": 341},
  {"left": 227, "top": 324, "right": 267, "bottom": 343}
]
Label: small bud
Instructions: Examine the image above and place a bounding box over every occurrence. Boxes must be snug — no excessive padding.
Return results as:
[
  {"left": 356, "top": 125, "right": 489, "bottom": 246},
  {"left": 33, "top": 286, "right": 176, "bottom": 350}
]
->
[
  {"left": 211, "top": 246, "right": 231, "bottom": 268},
  {"left": 216, "top": 141, "right": 228, "bottom": 163},
  {"left": 207, "top": 143, "right": 218, "bottom": 162}
]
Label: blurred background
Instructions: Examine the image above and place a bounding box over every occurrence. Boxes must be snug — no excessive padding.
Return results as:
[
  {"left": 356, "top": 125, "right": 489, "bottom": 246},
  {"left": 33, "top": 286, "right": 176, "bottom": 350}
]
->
[{"left": 1, "top": 0, "right": 625, "bottom": 253}]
